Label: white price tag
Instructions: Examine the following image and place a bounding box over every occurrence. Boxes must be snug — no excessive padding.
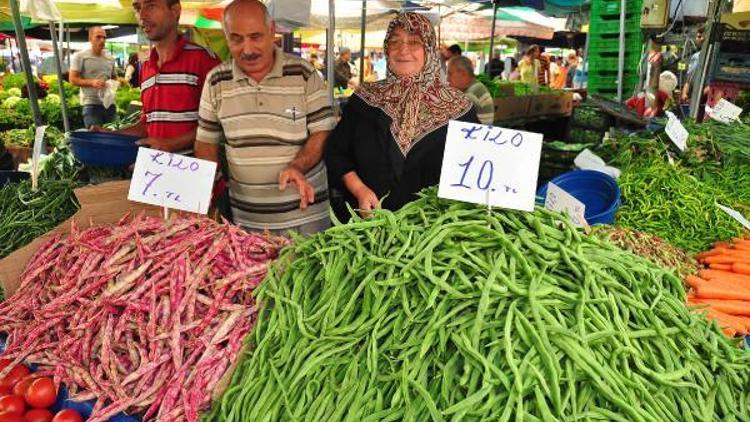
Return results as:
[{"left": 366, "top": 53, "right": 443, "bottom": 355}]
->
[
  {"left": 710, "top": 99, "right": 743, "bottom": 123},
  {"left": 128, "top": 147, "right": 217, "bottom": 214},
  {"left": 544, "top": 182, "right": 588, "bottom": 228},
  {"left": 438, "top": 121, "right": 543, "bottom": 212},
  {"left": 664, "top": 112, "right": 688, "bottom": 152},
  {"left": 717, "top": 203, "right": 750, "bottom": 230},
  {"left": 31, "top": 125, "right": 48, "bottom": 191}
]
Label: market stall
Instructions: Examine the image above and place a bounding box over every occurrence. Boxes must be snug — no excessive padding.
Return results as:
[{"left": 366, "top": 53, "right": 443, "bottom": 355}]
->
[{"left": 0, "top": 0, "right": 749, "bottom": 421}]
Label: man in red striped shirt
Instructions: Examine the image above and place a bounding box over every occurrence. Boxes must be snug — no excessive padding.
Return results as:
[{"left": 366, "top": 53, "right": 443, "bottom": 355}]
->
[{"left": 101, "top": 0, "right": 220, "bottom": 153}]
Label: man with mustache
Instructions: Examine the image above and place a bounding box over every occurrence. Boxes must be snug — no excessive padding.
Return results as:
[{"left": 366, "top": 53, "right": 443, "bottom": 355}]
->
[
  {"left": 195, "top": 0, "right": 336, "bottom": 235},
  {"left": 102, "top": 0, "right": 220, "bottom": 153}
]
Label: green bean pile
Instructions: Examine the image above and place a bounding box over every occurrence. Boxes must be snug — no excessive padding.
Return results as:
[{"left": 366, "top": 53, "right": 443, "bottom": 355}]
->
[
  {"left": 211, "top": 191, "right": 750, "bottom": 421},
  {"left": 0, "top": 179, "right": 79, "bottom": 259}
]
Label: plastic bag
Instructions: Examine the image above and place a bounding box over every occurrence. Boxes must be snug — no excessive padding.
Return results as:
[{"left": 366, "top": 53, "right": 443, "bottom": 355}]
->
[
  {"left": 574, "top": 148, "right": 621, "bottom": 180},
  {"left": 99, "top": 80, "right": 119, "bottom": 109}
]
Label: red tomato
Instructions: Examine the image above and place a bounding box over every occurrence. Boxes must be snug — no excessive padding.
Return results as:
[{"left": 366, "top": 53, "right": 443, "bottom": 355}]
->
[
  {"left": 0, "top": 411, "right": 24, "bottom": 422},
  {"left": 11, "top": 379, "right": 33, "bottom": 399},
  {"left": 0, "top": 366, "right": 30, "bottom": 390},
  {"left": 23, "top": 379, "right": 55, "bottom": 410},
  {"left": 50, "top": 410, "right": 82, "bottom": 422},
  {"left": 0, "top": 387, "right": 10, "bottom": 398},
  {"left": 0, "top": 361, "right": 11, "bottom": 373},
  {"left": 0, "top": 395, "right": 25, "bottom": 415},
  {"left": 22, "top": 409, "right": 53, "bottom": 422}
]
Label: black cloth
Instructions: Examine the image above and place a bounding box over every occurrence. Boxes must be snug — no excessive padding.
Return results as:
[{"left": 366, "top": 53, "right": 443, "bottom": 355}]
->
[
  {"left": 334, "top": 59, "right": 352, "bottom": 90},
  {"left": 485, "top": 58, "right": 504, "bottom": 79},
  {"left": 325, "top": 94, "right": 479, "bottom": 221}
]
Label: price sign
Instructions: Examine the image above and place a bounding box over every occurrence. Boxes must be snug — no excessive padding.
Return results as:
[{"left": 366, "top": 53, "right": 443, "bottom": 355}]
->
[
  {"left": 438, "top": 121, "right": 543, "bottom": 212},
  {"left": 665, "top": 111, "right": 688, "bottom": 152},
  {"left": 128, "top": 147, "right": 217, "bottom": 214},
  {"left": 717, "top": 203, "right": 750, "bottom": 229},
  {"left": 544, "top": 182, "right": 588, "bottom": 228},
  {"left": 710, "top": 99, "right": 743, "bottom": 123}
]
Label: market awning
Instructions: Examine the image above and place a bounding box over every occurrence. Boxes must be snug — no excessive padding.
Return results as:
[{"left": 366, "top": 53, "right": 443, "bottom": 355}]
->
[
  {"left": 0, "top": 0, "right": 228, "bottom": 26},
  {"left": 440, "top": 11, "right": 557, "bottom": 41}
]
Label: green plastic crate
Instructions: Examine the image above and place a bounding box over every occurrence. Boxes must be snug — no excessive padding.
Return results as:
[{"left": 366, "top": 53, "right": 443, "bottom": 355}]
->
[
  {"left": 587, "top": 76, "right": 640, "bottom": 95},
  {"left": 590, "top": 19, "right": 641, "bottom": 35},
  {"left": 588, "top": 56, "right": 642, "bottom": 74},
  {"left": 588, "top": 36, "right": 643, "bottom": 54},
  {"left": 591, "top": 0, "right": 643, "bottom": 18}
]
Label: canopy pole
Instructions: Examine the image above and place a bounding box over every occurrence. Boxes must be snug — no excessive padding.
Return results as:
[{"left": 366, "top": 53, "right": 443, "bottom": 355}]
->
[
  {"left": 66, "top": 25, "right": 71, "bottom": 68},
  {"left": 49, "top": 22, "right": 70, "bottom": 133},
  {"left": 616, "top": 0, "right": 626, "bottom": 101},
  {"left": 326, "top": 0, "right": 335, "bottom": 107},
  {"left": 358, "top": 0, "right": 366, "bottom": 86},
  {"left": 488, "top": 0, "right": 499, "bottom": 74},
  {"left": 9, "top": 0, "right": 43, "bottom": 128}
]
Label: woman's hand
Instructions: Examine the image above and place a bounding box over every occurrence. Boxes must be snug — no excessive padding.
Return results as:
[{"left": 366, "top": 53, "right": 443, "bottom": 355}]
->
[{"left": 352, "top": 184, "right": 379, "bottom": 217}]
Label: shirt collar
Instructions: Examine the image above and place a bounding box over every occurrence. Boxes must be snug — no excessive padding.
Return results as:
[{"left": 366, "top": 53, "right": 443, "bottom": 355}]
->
[
  {"left": 149, "top": 35, "right": 188, "bottom": 68},
  {"left": 232, "top": 46, "right": 285, "bottom": 83}
]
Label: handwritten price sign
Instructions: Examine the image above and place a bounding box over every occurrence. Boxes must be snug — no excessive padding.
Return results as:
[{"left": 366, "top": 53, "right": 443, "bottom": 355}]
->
[
  {"left": 438, "top": 121, "right": 543, "bottom": 212},
  {"left": 128, "top": 147, "right": 217, "bottom": 214},
  {"left": 544, "top": 182, "right": 588, "bottom": 228}
]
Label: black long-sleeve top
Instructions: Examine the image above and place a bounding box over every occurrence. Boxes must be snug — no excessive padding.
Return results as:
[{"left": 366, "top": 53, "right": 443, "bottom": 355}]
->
[{"left": 325, "top": 94, "right": 479, "bottom": 221}]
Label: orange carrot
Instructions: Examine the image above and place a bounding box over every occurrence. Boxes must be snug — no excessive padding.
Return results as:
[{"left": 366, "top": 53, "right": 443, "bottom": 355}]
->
[
  {"left": 734, "top": 263, "right": 750, "bottom": 275},
  {"left": 713, "top": 241, "right": 733, "bottom": 248},
  {"left": 697, "top": 307, "right": 749, "bottom": 335},
  {"left": 697, "top": 249, "right": 725, "bottom": 260},
  {"left": 699, "top": 269, "right": 750, "bottom": 284},
  {"left": 703, "top": 255, "right": 750, "bottom": 265},
  {"left": 685, "top": 275, "right": 707, "bottom": 289},
  {"left": 709, "top": 263, "right": 733, "bottom": 271},
  {"left": 694, "top": 279, "right": 750, "bottom": 301},
  {"left": 690, "top": 298, "right": 750, "bottom": 316}
]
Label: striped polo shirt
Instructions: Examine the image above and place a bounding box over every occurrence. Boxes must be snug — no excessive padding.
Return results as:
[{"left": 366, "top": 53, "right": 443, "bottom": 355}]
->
[
  {"left": 140, "top": 36, "right": 221, "bottom": 143},
  {"left": 197, "top": 47, "right": 336, "bottom": 234}
]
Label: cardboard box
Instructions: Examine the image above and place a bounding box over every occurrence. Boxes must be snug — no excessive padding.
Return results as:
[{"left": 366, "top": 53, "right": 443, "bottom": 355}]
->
[
  {"left": 528, "top": 92, "right": 574, "bottom": 117},
  {"left": 494, "top": 96, "right": 531, "bottom": 122},
  {"left": 0, "top": 180, "right": 161, "bottom": 296}
]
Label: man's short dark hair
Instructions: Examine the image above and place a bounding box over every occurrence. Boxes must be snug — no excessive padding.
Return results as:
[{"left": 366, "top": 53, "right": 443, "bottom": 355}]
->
[{"left": 448, "top": 44, "right": 462, "bottom": 56}]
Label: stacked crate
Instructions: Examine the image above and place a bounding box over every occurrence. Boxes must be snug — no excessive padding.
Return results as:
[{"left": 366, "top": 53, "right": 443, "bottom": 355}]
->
[{"left": 587, "top": 0, "right": 644, "bottom": 98}]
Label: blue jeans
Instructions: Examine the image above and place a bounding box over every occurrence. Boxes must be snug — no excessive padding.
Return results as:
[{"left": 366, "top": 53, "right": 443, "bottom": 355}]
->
[{"left": 82, "top": 104, "right": 117, "bottom": 128}]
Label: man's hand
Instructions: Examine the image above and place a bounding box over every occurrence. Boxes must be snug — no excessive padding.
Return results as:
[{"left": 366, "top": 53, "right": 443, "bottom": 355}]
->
[
  {"left": 89, "top": 125, "right": 111, "bottom": 133},
  {"left": 352, "top": 184, "right": 379, "bottom": 218},
  {"left": 279, "top": 166, "right": 315, "bottom": 210},
  {"left": 136, "top": 137, "right": 171, "bottom": 151},
  {"left": 91, "top": 79, "right": 106, "bottom": 89}
]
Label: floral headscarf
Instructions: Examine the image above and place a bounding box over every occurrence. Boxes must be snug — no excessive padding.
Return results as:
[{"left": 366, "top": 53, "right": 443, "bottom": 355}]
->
[{"left": 355, "top": 12, "right": 472, "bottom": 156}]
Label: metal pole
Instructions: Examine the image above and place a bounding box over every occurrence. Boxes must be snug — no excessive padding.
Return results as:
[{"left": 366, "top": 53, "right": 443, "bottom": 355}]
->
[
  {"left": 9, "top": 0, "right": 43, "bottom": 128},
  {"left": 616, "top": 0, "right": 626, "bottom": 102},
  {"left": 690, "top": 0, "right": 722, "bottom": 120},
  {"left": 326, "top": 0, "right": 335, "bottom": 106},
  {"left": 49, "top": 22, "right": 70, "bottom": 133},
  {"left": 66, "top": 25, "right": 71, "bottom": 68},
  {"left": 488, "top": 0, "right": 499, "bottom": 72},
  {"left": 359, "top": 0, "right": 366, "bottom": 86}
]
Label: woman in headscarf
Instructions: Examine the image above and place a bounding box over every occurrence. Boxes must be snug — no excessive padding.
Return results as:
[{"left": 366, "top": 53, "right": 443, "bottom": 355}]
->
[{"left": 325, "top": 12, "right": 478, "bottom": 221}]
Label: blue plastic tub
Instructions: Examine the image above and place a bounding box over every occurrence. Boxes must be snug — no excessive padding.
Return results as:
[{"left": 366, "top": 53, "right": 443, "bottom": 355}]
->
[
  {"left": 536, "top": 170, "right": 621, "bottom": 225},
  {"left": 70, "top": 131, "right": 140, "bottom": 168},
  {"left": 0, "top": 170, "right": 30, "bottom": 187},
  {"left": 0, "top": 334, "right": 140, "bottom": 421}
]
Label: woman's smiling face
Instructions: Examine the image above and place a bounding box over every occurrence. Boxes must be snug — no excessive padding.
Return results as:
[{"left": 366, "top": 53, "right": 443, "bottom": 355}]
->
[{"left": 387, "top": 27, "right": 426, "bottom": 78}]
